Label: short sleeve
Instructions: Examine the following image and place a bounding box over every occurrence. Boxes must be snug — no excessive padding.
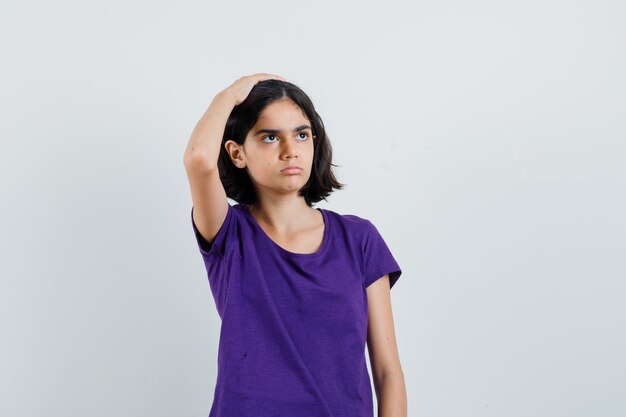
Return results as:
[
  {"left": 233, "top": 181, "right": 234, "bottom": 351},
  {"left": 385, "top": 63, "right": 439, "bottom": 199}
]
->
[
  {"left": 191, "top": 203, "right": 236, "bottom": 261},
  {"left": 363, "top": 220, "right": 402, "bottom": 289}
]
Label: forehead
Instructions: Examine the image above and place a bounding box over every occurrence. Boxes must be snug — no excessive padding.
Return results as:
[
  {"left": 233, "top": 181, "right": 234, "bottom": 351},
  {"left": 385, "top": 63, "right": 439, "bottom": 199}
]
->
[{"left": 255, "top": 99, "right": 309, "bottom": 125}]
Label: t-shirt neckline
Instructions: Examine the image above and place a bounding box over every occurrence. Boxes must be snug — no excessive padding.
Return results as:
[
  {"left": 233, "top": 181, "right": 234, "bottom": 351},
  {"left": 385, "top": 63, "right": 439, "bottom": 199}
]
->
[{"left": 242, "top": 204, "right": 330, "bottom": 259}]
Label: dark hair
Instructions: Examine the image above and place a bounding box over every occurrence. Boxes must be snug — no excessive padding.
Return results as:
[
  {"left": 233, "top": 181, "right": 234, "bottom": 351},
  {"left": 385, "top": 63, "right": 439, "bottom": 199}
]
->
[{"left": 217, "top": 79, "right": 345, "bottom": 207}]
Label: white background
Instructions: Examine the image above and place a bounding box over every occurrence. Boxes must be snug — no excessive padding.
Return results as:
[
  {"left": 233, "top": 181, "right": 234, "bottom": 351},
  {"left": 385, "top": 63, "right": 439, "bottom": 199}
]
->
[{"left": 1, "top": 0, "right": 624, "bottom": 416}]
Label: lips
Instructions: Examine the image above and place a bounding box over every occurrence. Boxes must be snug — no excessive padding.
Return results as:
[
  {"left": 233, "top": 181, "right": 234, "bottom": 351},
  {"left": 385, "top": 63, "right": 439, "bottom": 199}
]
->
[{"left": 281, "top": 166, "right": 302, "bottom": 172}]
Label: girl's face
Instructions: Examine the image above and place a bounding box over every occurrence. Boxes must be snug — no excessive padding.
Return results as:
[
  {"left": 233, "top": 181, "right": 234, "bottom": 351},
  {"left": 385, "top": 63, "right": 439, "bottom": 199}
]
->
[{"left": 239, "top": 99, "right": 315, "bottom": 199}]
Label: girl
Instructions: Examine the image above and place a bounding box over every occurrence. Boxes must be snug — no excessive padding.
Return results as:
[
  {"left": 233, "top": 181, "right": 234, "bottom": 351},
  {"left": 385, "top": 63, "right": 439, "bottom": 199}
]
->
[{"left": 183, "top": 73, "right": 407, "bottom": 417}]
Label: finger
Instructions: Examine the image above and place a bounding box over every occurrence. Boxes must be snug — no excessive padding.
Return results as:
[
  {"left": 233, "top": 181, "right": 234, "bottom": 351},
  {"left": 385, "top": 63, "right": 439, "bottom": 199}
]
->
[{"left": 260, "top": 73, "right": 286, "bottom": 81}]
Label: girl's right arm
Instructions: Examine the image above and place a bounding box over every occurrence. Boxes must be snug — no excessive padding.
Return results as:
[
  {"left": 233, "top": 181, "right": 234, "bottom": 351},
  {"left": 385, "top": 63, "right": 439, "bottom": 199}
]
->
[{"left": 183, "top": 73, "right": 285, "bottom": 245}]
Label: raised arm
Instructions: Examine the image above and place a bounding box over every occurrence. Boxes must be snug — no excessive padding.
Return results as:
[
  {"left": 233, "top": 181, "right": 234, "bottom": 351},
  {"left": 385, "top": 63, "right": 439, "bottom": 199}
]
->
[
  {"left": 183, "top": 74, "right": 286, "bottom": 244},
  {"left": 183, "top": 90, "right": 235, "bottom": 245}
]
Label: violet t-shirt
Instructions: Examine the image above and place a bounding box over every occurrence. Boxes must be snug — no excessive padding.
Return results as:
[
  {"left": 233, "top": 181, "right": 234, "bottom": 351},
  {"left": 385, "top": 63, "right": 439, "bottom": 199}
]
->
[{"left": 191, "top": 203, "right": 402, "bottom": 417}]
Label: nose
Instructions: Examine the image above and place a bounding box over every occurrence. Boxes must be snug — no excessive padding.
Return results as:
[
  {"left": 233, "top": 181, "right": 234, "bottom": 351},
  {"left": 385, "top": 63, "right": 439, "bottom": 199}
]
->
[{"left": 280, "top": 137, "right": 299, "bottom": 159}]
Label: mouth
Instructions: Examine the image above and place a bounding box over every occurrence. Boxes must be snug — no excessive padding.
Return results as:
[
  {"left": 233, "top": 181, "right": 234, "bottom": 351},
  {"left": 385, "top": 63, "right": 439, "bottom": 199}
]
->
[{"left": 281, "top": 167, "right": 303, "bottom": 174}]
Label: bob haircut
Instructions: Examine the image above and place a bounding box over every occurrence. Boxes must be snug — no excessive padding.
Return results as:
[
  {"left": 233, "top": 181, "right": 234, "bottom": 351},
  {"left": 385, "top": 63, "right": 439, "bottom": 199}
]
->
[{"left": 217, "top": 79, "right": 345, "bottom": 207}]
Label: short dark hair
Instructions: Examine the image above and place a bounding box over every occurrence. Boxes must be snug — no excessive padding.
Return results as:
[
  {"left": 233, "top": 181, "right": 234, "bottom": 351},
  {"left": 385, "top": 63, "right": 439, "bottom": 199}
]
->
[{"left": 217, "top": 79, "right": 345, "bottom": 207}]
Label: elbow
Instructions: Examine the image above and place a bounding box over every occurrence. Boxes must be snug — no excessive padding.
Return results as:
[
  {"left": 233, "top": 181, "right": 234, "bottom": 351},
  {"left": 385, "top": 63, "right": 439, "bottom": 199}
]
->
[
  {"left": 374, "top": 364, "right": 405, "bottom": 384},
  {"left": 183, "top": 149, "right": 218, "bottom": 172}
]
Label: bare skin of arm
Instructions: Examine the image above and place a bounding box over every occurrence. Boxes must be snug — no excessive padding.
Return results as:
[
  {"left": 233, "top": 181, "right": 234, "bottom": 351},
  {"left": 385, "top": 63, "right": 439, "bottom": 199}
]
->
[{"left": 366, "top": 275, "right": 407, "bottom": 417}]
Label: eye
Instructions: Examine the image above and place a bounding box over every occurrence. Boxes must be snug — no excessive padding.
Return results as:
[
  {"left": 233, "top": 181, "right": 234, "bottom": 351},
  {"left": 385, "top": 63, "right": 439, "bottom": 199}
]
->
[
  {"left": 261, "top": 135, "right": 278, "bottom": 143},
  {"left": 261, "top": 132, "right": 311, "bottom": 143}
]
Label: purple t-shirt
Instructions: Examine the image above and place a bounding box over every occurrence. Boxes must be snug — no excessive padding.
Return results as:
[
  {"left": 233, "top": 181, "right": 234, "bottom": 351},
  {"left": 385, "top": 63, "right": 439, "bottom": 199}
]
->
[{"left": 191, "top": 202, "right": 402, "bottom": 417}]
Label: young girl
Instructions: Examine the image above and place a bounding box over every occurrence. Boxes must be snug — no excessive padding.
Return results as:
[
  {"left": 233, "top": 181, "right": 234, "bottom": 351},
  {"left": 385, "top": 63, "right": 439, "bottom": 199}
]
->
[{"left": 183, "top": 73, "right": 407, "bottom": 417}]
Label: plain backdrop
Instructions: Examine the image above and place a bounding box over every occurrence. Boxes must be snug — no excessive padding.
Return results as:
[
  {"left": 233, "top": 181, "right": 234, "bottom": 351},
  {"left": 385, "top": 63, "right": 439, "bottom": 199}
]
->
[{"left": 1, "top": 0, "right": 624, "bottom": 416}]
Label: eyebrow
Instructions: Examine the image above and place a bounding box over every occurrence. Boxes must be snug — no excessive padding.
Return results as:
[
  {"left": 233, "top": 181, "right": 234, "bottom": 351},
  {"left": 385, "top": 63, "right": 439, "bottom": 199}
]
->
[{"left": 253, "top": 125, "right": 312, "bottom": 136}]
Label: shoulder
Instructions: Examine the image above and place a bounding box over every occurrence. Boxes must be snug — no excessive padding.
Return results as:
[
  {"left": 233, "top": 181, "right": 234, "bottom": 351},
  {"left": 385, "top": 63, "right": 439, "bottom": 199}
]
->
[
  {"left": 191, "top": 202, "right": 248, "bottom": 259},
  {"left": 215, "top": 202, "right": 247, "bottom": 227},
  {"left": 322, "top": 207, "right": 370, "bottom": 225},
  {"left": 321, "top": 208, "right": 376, "bottom": 239}
]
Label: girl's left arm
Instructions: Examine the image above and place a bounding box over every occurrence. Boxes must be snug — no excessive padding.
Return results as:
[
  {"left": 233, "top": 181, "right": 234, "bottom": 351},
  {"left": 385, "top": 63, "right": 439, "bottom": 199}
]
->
[{"left": 366, "top": 274, "right": 407, "bottom": 417}]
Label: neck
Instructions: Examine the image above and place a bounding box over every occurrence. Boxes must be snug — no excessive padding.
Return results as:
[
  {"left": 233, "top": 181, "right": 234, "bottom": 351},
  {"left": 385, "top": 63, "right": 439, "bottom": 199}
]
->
[{"left": 249, "top": 199, "right": 316, "bottom": 235}]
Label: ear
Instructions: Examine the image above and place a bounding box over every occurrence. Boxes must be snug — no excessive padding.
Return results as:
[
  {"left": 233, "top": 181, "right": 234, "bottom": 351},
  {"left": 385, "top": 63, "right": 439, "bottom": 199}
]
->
[{"left": 224, "top": 140, "right": 246, "bottom": 168}]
